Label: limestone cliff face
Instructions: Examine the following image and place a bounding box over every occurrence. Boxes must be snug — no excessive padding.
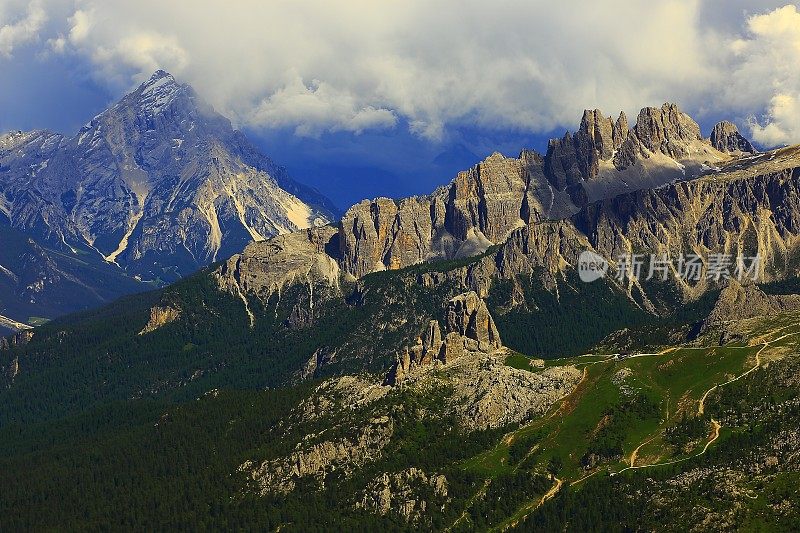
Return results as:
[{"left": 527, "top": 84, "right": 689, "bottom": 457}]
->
[
  {"left": 337, "top": 151, "right": 567, "bottom": 278},
  {"left": 0, "top": 70, "right": 336, "bottom": 326},
  {"left": 495, "top": 221, "right": 592, "bottom": 285},
  {"left": 575, "top": 146, "right": 800, "bottom": 284},
  {"left": 633, "top": 103, "right": 703, "bottom": 159},
  {"left": 338, "top": 196, "right": 445, "bottom": 279},
  {"left": 544, "top": 109, "right": 630, "bottom": 189}
]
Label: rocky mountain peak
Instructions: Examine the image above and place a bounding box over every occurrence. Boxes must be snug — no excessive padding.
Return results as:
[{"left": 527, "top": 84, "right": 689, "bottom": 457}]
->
[
  {"left": 633, "top": 102, "right": 702, "bottom": 158},
  {"left": 385, "top": 291, "right": 503, "bottom": 385},
  {"left": 0, "top": 69, "right": 336, "bottom": 317},
  {"left": 710, "top": 120, "right": 757, "bottom": 154},
  {"left": 544, "top": 108, "right": 632, "bottom": 189},
  {"left": 145, "top": 69, "right": 175, "bottom": 84},
  {"left": 133, "top": 69, "right": 187, "bottom": 112},
  {"left": 614, "top": 111, "right": 630, "bottom": 141}
]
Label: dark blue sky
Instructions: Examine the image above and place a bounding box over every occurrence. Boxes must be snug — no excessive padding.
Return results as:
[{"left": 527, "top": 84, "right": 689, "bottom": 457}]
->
[{"left": 248, "top": 122, "right": 559, "bottom": 209}]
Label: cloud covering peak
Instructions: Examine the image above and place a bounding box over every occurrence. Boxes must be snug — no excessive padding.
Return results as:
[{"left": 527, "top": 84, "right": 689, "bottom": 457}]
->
[{"left": 1, "top": 0, "right": 798, "bottom": 146}]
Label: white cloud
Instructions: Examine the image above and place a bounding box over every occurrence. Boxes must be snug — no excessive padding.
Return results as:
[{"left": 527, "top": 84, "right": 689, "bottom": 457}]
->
[
  {"left": 67, "top": 8, "right": 91, "bottom": 43},
  {"left": 89, "top": 32, "right": 189, "bottom": 88},
  {"left": 0, "top": 0, "right": 46, "bottom": 57},
  {"left": 250, "top": 76, "right": 397, "bottom": 137},
  {"left": 749, "top": 94, "right": 800, "bottom": 146},
  {"left": 5, "top": 1, "right": 800, "bottom": 145},
  {"left": 725, "top": 4, "right": 800, "bottom": 146},
  {"left": 46, "top": 34, "right": 64, "bottom": 53}
]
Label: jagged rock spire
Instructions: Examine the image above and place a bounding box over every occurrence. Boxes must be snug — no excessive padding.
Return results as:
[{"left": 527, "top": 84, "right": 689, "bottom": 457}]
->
[{"left": 633, "top": 102, "right": 702, "bottom": 158}]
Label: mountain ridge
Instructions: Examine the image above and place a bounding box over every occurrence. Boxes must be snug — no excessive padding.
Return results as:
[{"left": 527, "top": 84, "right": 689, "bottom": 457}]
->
[
  {"left": 3, "top": 100, "right": 800, "bottom": 530},
  {"left": 0, "top": 70, "right": 337, "bottom": 325}
]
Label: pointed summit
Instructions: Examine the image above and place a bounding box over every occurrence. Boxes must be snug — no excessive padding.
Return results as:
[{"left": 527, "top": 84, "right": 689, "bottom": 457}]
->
[
  {"left": 149, "top": 69, "right": 173, "bottom": 80},
  {"left": 633, "top": 103, "right": 702, "bottom": 158},
  {"left": 710, "top": 120, "right": 757, "bottom": 154},
  {"left": 133, "top": 70, "right": 187, "bottom": 115},
  {"left": 137, "top": 69, "right": 180, "bottom": 94}
]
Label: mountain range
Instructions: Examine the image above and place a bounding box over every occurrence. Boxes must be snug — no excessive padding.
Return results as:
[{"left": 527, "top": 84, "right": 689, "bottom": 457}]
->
[
  {"left": 3, "top": 89, "right": 800, "bottom": 530},
  {"left": 0, "top": 70, "right": 336, "bottom": 330}
]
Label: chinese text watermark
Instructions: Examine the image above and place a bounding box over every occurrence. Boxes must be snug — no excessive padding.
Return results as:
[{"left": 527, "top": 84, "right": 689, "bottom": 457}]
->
[{"left": 578, "top": 251, "right": 761, "bottom": 283}]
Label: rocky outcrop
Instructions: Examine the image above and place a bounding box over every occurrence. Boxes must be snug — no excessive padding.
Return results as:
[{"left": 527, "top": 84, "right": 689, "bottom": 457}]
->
[
  {"left": 711, "top": 121, "right": 757, "bottom": 154},
  {"left": 702, "top": 279, "right": 800, "bottom": 332},
  {"left": 294, "top": 375, "right": 390, "bottom": 423},
  {"left": 388, "top": 349, "right": 583, "bottom": 430},
  {"left": 445, "top": 291, "right": 502, "bottom": 350},
  {"left": 138, "top": 305, "right": 180, "bottom": 335},
  {"left": 295, "top": 351, "right": 582, "bottom": 437},
  {"left": 357, "top": 468, "right": 449, "bottom": 523},
  {"left": 240, "top": 415, "right": 393, "bottom": 495},
  {"left": 2, "top": 356, "right": 19, "bottom": 386},
  {"left": 446, "top": 356, "right": 582, "bottom": 430},
  {"left": 216, "top": 225, "right": 340, "bottom": 300},
  {"left": 386, "top": 291, "right": 502, "bottom": 384}
]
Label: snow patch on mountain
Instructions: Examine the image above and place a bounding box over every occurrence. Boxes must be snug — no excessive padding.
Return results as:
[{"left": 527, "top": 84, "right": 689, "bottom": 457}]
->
[{"left": 138, "top": 70, "right": 183, "bottom": 114}]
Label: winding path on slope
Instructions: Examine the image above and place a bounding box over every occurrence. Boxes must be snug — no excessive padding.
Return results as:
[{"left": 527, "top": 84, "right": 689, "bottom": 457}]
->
[
  {"left": 446, "top": 368, "right": 589, "bottom": 531},
  {"left": 449, "top": 332, "right": 798, "bottom": 529},
  {"left": 613, "top": 329, "right": 800, "bottom": 477}
]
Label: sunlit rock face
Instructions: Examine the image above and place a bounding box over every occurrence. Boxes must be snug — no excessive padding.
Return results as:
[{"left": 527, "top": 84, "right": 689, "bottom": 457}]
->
[{"left": 335, "top": 103, "right": 751, "bottom": 279}]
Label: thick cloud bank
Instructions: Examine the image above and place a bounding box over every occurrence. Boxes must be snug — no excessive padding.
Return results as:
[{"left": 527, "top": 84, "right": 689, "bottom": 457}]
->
[{"left": 0, "top": 0, "right": 798, "bottom": 146}]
